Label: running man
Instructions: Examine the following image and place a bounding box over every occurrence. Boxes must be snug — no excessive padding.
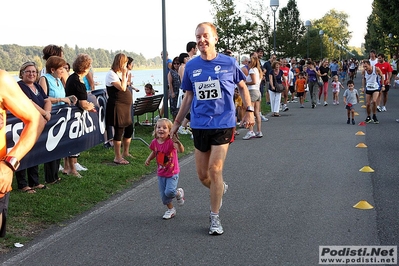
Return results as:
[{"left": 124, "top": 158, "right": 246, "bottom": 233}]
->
[
  {"left": 171, "top": 22, "right": 254, "bottom": 235},
  {"left": 361, "top": 60, "right": 385, "bottom": 124}
]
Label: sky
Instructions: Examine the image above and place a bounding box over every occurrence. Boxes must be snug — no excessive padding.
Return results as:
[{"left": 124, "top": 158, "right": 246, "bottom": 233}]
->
[{"left": 0, "top": 0, "right": 372, "bottom": 60}]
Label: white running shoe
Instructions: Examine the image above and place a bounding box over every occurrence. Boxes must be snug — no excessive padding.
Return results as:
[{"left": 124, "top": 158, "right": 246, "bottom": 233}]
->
[
  {"left": 255, "top": 132, "right": 263, "bottom": 138},
  {"left": 223, "top": 181, "right": 228, "bottom": 194},
  {"left": 261, "top": 115, "right": 269, "bottom": 122},
  {"left": 382, "top": 106, "right": 387, "bottom": 112},
  {"left": 324, "top": 101, "right": 328, "bottom": 106},
  {"left": 209, "top": 214, "right": 224, "bottom": 235},
  {"left": 176, "top": 188, "right": 185, "bottom": 206},
  {"left": 178, "top": 126, "right": 189, "bottom": 135},
  {"left": 243, "top": 131, "right": 256, "bottom": 140},
  {"left": 75, "top": 163, "right": 88, "bottom": 171},
  {"left": 377, "top": 106, "right": 382, "bottom": 112},
  {"left": 162, "top": 208, "right": 176, "bottom": 219}
]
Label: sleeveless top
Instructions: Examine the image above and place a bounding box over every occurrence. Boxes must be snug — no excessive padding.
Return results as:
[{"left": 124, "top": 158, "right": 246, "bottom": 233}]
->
[
  {"left": 364, "top": 66, "right": 379, "bottom": 91},
  {"left": 44, "top": 73, "right": 66, "bottom": 106}
]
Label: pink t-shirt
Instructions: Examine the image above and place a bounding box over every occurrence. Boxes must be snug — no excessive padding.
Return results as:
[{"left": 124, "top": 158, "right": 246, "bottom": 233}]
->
[{"left": 149, "top": 138, "right": 179, "bottom": 177}]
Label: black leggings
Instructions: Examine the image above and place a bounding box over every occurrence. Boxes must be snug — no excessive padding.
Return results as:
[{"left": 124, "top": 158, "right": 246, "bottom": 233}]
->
[{"left": 113, "top": 124, "right": 133, "bottom": 141}]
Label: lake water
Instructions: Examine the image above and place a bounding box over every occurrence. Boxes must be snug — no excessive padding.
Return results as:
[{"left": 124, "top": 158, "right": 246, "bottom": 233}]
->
[
  {"left": 13, "top": 68, "right": 166, "bottom": 102},
  {"left": 93, "top": 68, "right": 165, "bottom": 100}
]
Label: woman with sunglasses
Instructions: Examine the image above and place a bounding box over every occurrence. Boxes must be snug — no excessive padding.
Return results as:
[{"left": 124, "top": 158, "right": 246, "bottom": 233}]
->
[
  {"left": 15, "top": 62, "right": 52, "bottom": 193},
  {"left": 168, "top": 57, "right": 181, "bottom": 120}
]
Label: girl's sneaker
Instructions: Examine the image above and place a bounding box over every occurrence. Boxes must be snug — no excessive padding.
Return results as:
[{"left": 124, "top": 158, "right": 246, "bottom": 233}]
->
[
  {"left": 176, "top": 188, "right": 185, "bottom": 206},
  {"left": 163, "top": 208, "right": 176, "bottom": 219}
]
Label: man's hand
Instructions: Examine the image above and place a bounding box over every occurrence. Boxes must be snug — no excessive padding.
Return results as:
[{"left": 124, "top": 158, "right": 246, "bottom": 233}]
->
[
  {"left": 0, "top": 162, "right": 13, "bottom": 195},
  {"left": 241, "top": 112, "right": 255, "bottom": 128}
]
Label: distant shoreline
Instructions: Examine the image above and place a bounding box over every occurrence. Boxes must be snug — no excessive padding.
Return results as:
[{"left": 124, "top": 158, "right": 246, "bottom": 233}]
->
[{"left": 7, "top": 67, "right": 162, "bottom": 76}]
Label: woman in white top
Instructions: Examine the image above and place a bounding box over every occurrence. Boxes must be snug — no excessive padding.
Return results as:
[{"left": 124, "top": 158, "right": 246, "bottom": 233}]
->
[{"left": 243, "top": 55, "right": 263, "bottom": 140}]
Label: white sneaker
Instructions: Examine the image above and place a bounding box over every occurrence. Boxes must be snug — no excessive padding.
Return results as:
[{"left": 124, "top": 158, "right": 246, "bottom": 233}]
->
[
  {"left": 324, "top": 101, "right": 328, "bottom": 106},
  {"left": 317, "top": 100, "right": 321, "bottom": 105},
  {"left": 261, "top": 115, "right": 269, "bottom": 122},
  {"left": 176, "top": 188, "right": 185, "bottom": 206},
  {"left": 75, "top": 163, "right": 88, "bottom": 171},
  {"left": 382, "top": 106, "right": 387, "bottom": 112},
  {"left": 377, "top": 106, "right": 382, "bottom": 112},
  {"left": 209, "top": 214, "right": 224, "bottom": 235},
  {"left": 223, "top": 181, "right": 228, "bottom": 194},
  {"left": 255, "top": 131, "right": 263, "bottom": 138},
  {"left": 178, "top": 126, "right": 188, "bottom": 135},
  {"left": 243, "top": 131, "right": 256, "bottom": 140},
  {"left": 162, "top": 208, "right": 176, "bottom": 219}
]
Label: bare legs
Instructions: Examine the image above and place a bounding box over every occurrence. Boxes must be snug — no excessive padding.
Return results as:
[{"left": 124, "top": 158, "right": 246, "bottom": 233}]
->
[{"left": 195, "top": 144, "right": 229, "bottom": 214}]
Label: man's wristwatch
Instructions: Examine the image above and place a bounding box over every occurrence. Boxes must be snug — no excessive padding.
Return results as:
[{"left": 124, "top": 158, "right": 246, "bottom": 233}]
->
[
  {"left": 1, "top": 156, "right": 20, "bottom": 171},
  {"left": 246, "top": 106, "right": 254, "bottom": 112}
]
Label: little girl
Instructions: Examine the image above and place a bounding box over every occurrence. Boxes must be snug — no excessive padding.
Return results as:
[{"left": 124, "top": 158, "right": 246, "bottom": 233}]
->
[
  {"left": 145, "top": 118, "right": 185, "bottom": 219},
  {"left": 331, "top": 75, "right": 344, "bottom": 105},
  {"left": 144, "top": 83, "right": 156, "bottom": 96}
]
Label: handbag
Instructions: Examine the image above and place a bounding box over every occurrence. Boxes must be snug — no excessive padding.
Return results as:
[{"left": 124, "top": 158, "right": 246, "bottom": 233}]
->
[
  {"left": 273, "top": 72, "right": 285, "bottom": 93},
  {"left": 318, "top": 77, "right": 323, "bottom": 87}
]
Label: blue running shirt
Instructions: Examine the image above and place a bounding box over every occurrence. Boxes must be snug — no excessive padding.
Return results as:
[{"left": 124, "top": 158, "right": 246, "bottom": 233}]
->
[{"left": 181, "top": 54, "right": 246, "bottom": 129}]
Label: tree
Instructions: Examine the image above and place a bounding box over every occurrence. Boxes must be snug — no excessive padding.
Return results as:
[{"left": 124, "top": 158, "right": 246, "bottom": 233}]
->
[
  {"left": 312, "top": 10, "right": 351, "bottom": 60},
  {"left": 246, "top": 0, "right": 273, "bottom": 55},
  {"left": 365, "top": 0, "right": 399, "bottom": 56},
  {"left": 208, "top": 0, "right": 256, "bottom": 53},
  {"left": 275, "top": 0, "right": 304, "bottom": 58}
]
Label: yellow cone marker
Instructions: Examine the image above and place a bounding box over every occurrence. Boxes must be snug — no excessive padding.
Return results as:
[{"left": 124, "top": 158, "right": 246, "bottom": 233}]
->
[
  {"left": 359, "top": 100, "right": 364, "bottom": 103},
  {"left": 356, "top": 143, "right": 367, "bottom": 148},
  {"left": 361, "top": 105, "right": 366, "bottom": 108},
  {"left": 353, "top": 200, "right": 374, "bottom": 210},
  {"left": 360, "top": 95, "right": 364, "bottom": 99},
  {"left": 359, "top": 166, "right": 374, "bottom": 172},
  {"left": 355, "top": 131, "right": 365, "bottom": 136},
  {"left": 354, "top": 112, "right": 359, "bottom": 116}
]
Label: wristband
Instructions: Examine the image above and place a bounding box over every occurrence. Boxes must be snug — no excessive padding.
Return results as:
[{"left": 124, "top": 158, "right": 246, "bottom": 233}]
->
[
  {"left": 2, "top": 156, "right": 20, "bottom": 171},
  {"left": 174, "top": 119, "right": 181, "bottom": 125},
  {"left": 246, "top": 106, "right": 254, "bottom": 112}
]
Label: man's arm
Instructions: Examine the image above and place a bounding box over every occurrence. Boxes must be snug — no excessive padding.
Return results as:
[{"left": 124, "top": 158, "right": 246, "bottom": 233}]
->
[{"left": 0, "top": 70, "right": 46, "bottom": 193}]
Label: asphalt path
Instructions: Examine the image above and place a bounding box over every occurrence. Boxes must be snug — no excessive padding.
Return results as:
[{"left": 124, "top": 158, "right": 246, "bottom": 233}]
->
[{"left": 1, "top": 74, "right": 398, "bottom": 266}]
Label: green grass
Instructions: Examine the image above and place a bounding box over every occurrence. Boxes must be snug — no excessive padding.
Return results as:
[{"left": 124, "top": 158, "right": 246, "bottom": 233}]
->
[
  {"left": 0, "top": 103, "right": 270, "bottom": 253},
  {"left": 0, "top": 123, "right": 194, "bottom": 252}
]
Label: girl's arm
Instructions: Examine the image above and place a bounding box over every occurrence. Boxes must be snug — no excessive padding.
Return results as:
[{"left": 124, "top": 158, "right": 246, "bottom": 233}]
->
[{"left": 145, "top": 151, "right": 156, "bottom": 166}]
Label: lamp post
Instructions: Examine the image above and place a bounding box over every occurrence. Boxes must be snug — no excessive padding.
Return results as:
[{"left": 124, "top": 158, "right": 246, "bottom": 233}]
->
[
  {"left": 305, "top": 20, "right": 311, "bottom": 59},
  {"left": 329, "top": 37, "right": 333, "bottom": 58},
  {"left": 270, "top": 0, "right": 279, "bottom": 54},
  {"left": 319, "top": 30, "right": 324, "bottom": 59}
]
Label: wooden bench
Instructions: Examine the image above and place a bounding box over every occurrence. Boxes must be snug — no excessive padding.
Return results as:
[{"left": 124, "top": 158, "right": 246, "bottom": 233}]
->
[{"left": 132, "top": 94, "right": 163, "bottom": 126}]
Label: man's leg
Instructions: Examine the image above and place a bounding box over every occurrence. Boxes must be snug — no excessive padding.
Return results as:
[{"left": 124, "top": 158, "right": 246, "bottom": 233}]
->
[
  {"left": 372, "top": 92, "right": 379, "bottom": 114},
  {"left": 366, "top": 93, "right": 371, "bottom": 116},
  {"left": 195, "top": 144, "right": 229, "bottom": 214},
  {"left": 383, "top": 91, "right": 388, "bottom": 107}
]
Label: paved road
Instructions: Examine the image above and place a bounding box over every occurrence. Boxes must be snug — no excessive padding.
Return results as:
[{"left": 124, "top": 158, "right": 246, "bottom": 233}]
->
[{"left": 1, "top": 74, "right": 398, "bottom": 265}]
